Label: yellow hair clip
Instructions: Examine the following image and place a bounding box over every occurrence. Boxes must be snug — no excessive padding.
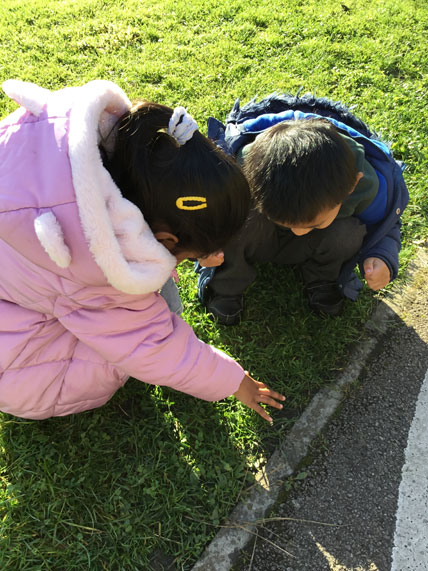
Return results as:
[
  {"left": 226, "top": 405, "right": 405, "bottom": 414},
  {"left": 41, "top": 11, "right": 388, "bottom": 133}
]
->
[{"left": 176, "top": 196, "right": 207, "bottom": 210}]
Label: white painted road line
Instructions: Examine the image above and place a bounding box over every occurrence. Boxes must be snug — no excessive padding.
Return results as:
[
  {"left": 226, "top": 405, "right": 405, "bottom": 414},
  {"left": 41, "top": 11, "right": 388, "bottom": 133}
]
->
[{"left": 392, "top": 368, "right": 428, "bottom": 571}]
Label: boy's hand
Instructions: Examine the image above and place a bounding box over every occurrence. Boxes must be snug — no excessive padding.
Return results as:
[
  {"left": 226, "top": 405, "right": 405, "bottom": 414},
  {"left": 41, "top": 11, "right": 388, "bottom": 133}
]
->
[
  {"left": 197, "top": 251, "right": 224, "bottom": 267},
  {"left": 233, "top": 373, "right": 286, "bottom": 423},
  {"left": 363, "top": 257, "right": 391, "bottom": 291}
]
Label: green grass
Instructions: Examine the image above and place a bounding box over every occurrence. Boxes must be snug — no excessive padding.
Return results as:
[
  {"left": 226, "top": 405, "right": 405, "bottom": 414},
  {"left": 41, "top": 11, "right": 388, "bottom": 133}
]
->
[{"left": 0, "top": 0, "right": 427, "bottom": 568}]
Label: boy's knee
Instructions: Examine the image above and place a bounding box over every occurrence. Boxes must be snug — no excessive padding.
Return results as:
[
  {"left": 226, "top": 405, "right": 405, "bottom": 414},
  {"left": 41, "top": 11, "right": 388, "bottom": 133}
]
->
[{"left": 319, "top": 217, "right": 366, "bottom": 258}]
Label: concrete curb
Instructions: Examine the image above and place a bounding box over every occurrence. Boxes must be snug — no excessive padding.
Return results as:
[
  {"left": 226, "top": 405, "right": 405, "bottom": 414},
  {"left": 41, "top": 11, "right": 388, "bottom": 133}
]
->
[{"left": 192, "top": 248, "right": 428, "bottom": 571}]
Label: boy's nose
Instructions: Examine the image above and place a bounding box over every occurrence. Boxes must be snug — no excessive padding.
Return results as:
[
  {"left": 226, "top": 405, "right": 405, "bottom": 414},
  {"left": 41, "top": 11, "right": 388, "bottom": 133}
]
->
[{"left": 290, "top": 227, "right": 312, "bottom": 236}]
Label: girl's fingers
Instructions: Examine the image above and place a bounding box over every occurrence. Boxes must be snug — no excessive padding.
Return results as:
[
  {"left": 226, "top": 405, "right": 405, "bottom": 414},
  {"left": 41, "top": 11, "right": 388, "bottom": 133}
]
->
[
  {"left": 253, "top": 404, "right": 273, "bottom": 423},
  {"left": 272, "top": 391, "right": 286, "bottom": 401},
  {"left": 258, "top": 396, "right": 284, "bottom": 409},
  {"left": 258, "top": 387, "right": 286, "bottom": 402}
]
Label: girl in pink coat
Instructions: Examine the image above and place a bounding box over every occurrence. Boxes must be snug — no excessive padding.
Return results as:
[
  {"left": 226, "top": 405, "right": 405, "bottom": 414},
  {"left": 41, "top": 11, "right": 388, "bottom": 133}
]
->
[{"left": 0, "top": 79, "right": 284, "bottom": 421}]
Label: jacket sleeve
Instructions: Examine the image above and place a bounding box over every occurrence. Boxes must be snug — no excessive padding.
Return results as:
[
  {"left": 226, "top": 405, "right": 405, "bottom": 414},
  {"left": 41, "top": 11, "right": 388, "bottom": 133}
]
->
[
  {"left": 359, "top": 158, "right": 409, "bottom": 283},
  {"left": 360, "top": 219, "right": 402, "bottom": 282},
  {"left": 54, "top": 289, "right": 244, "bottom": 401}
]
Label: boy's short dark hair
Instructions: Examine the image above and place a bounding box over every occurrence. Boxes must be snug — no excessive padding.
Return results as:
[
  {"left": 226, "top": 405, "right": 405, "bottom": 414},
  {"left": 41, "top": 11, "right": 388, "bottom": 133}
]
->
[{"left": 243, "top": 119, "right": 358, "bottom": 224}]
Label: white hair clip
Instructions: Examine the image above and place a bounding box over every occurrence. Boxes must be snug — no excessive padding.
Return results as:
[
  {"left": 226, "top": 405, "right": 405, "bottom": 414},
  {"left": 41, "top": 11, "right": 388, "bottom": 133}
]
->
[{"left": 168, "top": 106, "right": 198, "bottom": 145}]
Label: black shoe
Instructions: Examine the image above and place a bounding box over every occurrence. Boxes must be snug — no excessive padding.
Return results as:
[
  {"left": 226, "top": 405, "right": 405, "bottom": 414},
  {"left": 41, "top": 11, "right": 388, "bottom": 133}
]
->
[
  {"left": 305, "top": 281, "right": 344, "bottom": 317},
  {"left": 206, "top": 293, "right": 243, "bottom": 325}
]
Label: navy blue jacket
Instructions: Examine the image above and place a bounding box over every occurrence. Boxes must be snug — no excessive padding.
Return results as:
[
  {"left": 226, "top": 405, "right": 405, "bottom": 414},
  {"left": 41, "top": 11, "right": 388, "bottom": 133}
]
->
[{"left": 207, "top": 93, "right": 409, "bottom": 299}]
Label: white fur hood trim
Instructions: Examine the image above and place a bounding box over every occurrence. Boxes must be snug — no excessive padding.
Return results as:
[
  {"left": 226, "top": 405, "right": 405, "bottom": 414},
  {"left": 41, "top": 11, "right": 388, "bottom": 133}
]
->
[{"left": 4, "top": 79, "right": 176, "bottom": 295}]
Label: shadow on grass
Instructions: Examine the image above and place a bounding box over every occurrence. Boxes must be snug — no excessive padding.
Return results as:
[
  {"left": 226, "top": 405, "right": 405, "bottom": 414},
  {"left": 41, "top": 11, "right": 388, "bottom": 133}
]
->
[
  {"left": 0, "top": 264, "right": 376, "bottom": 570},
  {"left": 195, "top": 262, "right": 376, "bottom": 419},
  {"left": 0, "top": 378, "right": 263, "bottom": 569}
]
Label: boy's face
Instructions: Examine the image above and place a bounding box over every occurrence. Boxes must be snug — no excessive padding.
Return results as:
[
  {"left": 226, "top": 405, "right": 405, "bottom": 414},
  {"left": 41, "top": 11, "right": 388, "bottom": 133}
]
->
[
  {"left": 276, "top": 171, "right": 364, "bottom": 236},
  {"left": 277, "top": 203, "right": 342, "bottom": 236}
]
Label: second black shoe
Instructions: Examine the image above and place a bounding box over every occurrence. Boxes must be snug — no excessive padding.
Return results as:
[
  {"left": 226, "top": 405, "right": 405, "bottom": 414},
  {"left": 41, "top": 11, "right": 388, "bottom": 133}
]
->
[
  {"left": 305, "top": 281, "right": 344, "bottom": 317},
  {"left": 206, "top": 293, "right": 244, "bottom": 325}
]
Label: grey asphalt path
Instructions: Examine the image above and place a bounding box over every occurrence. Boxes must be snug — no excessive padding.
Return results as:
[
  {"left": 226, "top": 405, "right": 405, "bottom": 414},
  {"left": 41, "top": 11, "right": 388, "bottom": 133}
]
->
[
  {"left": 239, "top": 290, "right": 428, "bottom": 570},
  {"left": 193, "top": 248, "right": 428, "bottom": 571}
]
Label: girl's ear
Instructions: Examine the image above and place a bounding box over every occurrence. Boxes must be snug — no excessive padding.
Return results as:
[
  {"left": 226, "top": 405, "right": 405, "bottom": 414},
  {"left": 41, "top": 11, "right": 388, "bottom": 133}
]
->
[{"left": 153, "top": 230, "right": 179, "bottom": 253}]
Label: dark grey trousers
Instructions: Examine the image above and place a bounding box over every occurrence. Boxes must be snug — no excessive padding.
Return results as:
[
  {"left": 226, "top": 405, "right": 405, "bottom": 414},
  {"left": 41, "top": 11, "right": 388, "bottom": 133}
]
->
[{"left": 209, "top": 211, "right": 367, "bottom": 297}]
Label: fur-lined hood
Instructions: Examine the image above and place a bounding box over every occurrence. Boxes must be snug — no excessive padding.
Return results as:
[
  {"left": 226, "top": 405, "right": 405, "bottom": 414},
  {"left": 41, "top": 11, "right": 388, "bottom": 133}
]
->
[{"left": 2, "top": 79, "right": 176, "bottom": 295}]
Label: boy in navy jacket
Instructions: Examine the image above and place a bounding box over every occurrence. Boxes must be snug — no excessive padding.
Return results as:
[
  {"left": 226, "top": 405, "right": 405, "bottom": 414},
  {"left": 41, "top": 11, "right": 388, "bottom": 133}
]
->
[{"left": 197, "top": 93, "right": 409, "bottom": 323}]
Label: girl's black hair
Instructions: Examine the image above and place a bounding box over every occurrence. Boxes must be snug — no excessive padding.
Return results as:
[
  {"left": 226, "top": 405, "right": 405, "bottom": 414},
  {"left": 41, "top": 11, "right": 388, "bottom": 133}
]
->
[
  {"left": 101, "top": 101, "right": 250, "bottom": 257},
  {"left": 244, "top": 118, "right": 358, "bottom": 224}
]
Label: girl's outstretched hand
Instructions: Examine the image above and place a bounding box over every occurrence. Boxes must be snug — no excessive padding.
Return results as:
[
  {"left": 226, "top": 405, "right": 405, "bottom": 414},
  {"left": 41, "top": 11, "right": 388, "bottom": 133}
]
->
[{"left": 233, "top": 373, "right": 286, "bottom": 423}]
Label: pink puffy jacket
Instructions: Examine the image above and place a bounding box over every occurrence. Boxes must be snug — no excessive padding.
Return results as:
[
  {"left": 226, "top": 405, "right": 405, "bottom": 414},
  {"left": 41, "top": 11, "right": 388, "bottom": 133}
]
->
[{"left": 0, "top": 80, "right": 244, "bottom": 420}]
